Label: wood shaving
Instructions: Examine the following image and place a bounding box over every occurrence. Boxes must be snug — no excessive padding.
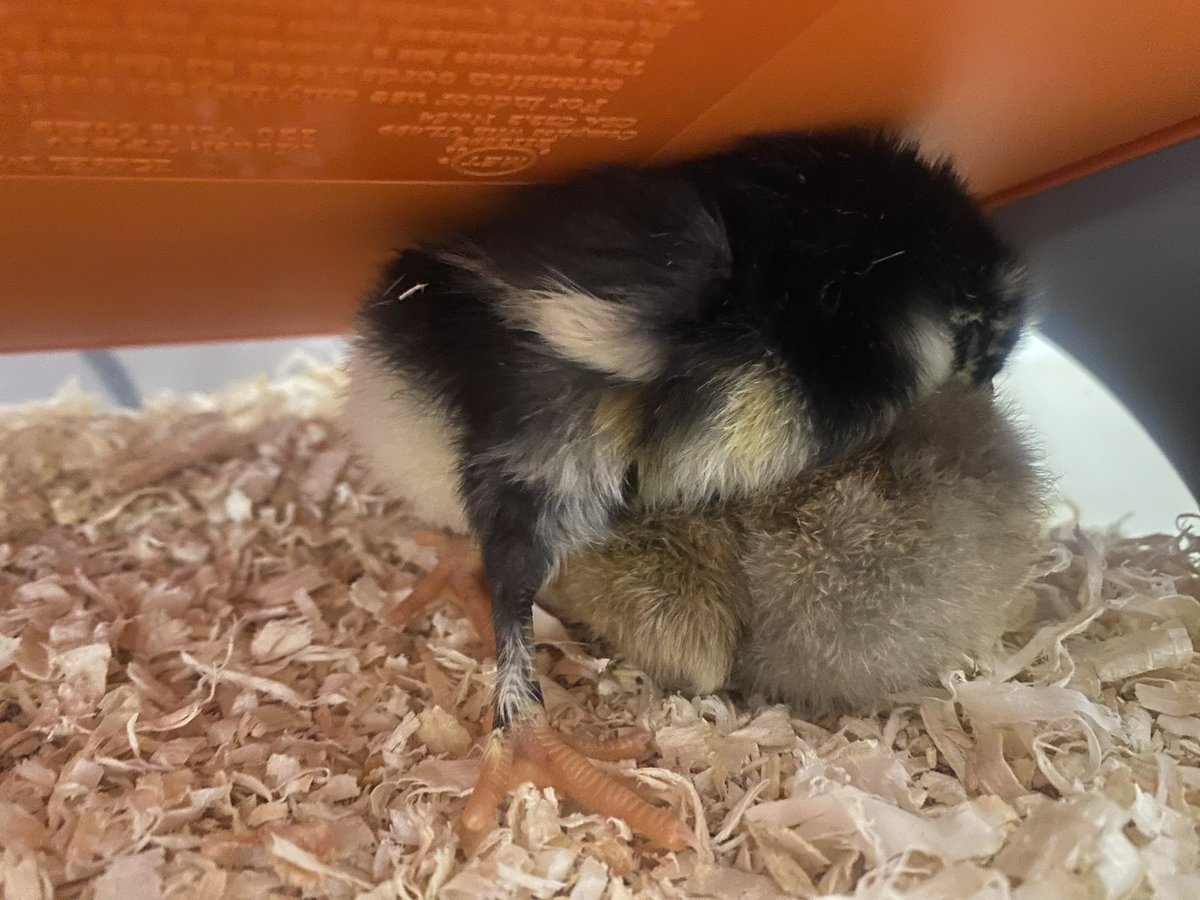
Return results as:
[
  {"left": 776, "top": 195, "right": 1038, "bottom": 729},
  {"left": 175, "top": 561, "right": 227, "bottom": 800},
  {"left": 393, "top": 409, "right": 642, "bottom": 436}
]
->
[{"left": 1, "top": 367, "right": 1198, "bottom": 898}]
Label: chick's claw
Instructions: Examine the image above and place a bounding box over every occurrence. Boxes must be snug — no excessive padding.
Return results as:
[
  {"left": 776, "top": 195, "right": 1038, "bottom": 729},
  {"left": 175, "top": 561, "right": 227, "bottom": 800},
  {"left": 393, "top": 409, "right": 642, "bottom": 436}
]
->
[{"left": 463, "top": 713, "right": 694, "bottom": 852}]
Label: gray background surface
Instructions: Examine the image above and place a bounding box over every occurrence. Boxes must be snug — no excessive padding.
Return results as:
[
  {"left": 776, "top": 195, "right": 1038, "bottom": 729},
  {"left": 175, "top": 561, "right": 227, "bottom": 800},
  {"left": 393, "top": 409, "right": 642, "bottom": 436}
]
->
[{"left": 993, "top": 137, "right": 1200, "bottom": 500}]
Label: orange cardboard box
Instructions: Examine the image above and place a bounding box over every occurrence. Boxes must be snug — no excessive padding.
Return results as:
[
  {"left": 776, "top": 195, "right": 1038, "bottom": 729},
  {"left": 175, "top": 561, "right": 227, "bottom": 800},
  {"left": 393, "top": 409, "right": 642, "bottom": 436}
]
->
[{"left": 3, "top": 0, "right": 1198, "bottom": 352}]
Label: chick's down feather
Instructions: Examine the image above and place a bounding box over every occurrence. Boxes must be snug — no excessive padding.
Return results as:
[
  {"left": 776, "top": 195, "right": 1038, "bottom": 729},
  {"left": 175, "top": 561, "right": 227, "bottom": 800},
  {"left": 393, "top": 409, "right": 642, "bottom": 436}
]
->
[{"left": 542, "top": 386, "right": 1049, "bottom": 715}]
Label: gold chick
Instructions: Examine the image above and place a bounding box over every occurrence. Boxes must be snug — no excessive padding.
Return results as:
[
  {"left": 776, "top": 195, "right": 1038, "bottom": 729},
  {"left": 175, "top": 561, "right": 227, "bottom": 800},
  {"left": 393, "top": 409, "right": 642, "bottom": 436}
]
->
[{"left": 541, "top": 384, "right": 1049, "bottom": 715}]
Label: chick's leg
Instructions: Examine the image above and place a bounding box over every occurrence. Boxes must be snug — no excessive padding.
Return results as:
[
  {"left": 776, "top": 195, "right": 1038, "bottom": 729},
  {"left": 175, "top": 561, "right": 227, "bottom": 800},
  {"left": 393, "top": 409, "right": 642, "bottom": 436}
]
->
[
  {"left": 466, "top": 610, "right": 692, "bottom": 851},
  {"left": 420, "top": 487, "right": 691, "bottom": 851}
]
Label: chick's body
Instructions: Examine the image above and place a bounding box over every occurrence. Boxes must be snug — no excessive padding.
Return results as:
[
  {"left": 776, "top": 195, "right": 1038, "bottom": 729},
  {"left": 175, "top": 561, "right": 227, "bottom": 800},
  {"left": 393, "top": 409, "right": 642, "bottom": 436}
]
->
[
  {"left": 346, "top": 129, "right": 1029, "bottom": 728},
  {"left": 542, "top": 387, "right": 1048, "bottom": 714}
]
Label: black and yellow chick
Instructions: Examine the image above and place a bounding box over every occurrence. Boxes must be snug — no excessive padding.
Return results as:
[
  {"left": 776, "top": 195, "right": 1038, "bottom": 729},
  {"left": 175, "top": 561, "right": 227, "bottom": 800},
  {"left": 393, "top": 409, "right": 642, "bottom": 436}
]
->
[
  {"left": 343, "top": 129, "right": 1031, "bottom": 847},
  {"left": 543, "top": 385, "right": 1049, "bottom": 716}
]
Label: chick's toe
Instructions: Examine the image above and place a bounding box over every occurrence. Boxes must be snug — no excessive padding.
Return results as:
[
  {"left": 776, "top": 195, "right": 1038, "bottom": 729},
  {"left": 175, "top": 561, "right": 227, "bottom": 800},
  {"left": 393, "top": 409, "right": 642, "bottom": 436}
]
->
[{"left": 390, "top": 531, "right": 495, "bottom": 654}]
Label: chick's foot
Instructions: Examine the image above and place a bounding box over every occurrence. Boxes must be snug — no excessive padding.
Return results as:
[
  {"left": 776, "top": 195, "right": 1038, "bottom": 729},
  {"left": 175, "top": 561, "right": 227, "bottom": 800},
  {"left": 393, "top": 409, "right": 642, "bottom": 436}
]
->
[
  {"left": 396, "top": 532, "right": 692, "bottom": 851},
  {"left": 391, "top": 530, "right": 495, "bottom": 651},
  {"left": 464, "top": 711, "right": 693, "bottom": 852}
]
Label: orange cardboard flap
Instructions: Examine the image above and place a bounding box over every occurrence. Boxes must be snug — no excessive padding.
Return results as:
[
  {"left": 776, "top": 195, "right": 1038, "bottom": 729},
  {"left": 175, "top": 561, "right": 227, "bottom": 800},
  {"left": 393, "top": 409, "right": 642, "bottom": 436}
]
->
[{"left": 2, "top": 0, "right": 1198, "bottom": 351}]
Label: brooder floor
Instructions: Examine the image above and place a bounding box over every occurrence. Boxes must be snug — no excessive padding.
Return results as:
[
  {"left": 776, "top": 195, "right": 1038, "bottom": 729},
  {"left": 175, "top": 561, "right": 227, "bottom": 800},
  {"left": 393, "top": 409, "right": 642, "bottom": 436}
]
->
[{"left": 1, "top": 367, "right": 1198, "bottom": 899}]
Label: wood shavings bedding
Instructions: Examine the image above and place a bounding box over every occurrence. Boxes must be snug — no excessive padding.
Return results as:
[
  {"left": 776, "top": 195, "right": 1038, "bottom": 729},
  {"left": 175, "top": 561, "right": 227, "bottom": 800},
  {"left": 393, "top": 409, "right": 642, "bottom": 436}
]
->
[{"left": 1, "top": 367, "right": 1198, "bottom": 899}]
